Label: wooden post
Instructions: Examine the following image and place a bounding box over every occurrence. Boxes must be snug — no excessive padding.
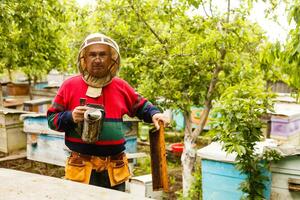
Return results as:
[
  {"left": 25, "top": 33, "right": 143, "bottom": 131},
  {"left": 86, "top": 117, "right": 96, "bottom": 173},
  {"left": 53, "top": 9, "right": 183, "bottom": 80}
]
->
[
  {"left": 149, "top": 121, "right": 169, "bottom": 192},
  {"left": 261, "top": 113, "right": 271, "bottom": 138}
]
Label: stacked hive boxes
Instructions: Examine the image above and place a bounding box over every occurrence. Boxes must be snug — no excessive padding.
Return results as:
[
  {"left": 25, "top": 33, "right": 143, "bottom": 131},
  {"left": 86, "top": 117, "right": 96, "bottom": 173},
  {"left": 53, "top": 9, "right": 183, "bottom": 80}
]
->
[
  {"left": 21, "top": 113, "right": 70, "bottom": 166},
  {"left": 21, "top": 114, "right": 139, "bottom": 166},
  {"left": 0, "top": 108, "right": 28, "bottom": 154},
  {"left": 270, "top": 103, "right": 300, "bottom": 146},
  {"left": 269, "top": 102, "right": 300, "bottom": 198},
  {"left": 23, "top": 98, "right": 52, "bottom": 113},
  {"left": 197, "top": 142, "right": 272, "bottom": 200},
  {"left": 270, "top": 152, "right": 300, "bottom": 199}
]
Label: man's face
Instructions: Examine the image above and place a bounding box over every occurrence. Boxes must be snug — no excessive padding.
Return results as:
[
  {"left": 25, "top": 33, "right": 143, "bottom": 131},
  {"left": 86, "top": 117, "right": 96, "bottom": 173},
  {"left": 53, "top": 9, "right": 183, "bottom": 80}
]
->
[{"left": 84, "top": 44, "right": 112, "bottom": 78}]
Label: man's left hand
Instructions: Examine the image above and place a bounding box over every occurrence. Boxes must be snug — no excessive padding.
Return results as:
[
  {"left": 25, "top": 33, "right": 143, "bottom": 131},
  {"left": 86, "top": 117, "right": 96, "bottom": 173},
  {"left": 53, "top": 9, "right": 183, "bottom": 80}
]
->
[{"left": 152, "top": 113, "right": 170, "bottom": 130}]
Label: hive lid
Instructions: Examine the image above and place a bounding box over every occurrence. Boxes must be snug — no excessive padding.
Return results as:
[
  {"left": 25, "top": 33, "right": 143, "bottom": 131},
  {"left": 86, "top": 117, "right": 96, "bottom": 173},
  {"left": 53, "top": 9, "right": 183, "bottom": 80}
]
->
[
  {"left": 271, "top": 103, "right": 300, "bottom": 121},
  {"left": 0, "top": 108, "right": 30, "bottom": 115},
  {"left": 20, "top": 113, "right": 46, "bottom": 120},
  {"left": 130, "top": 174, "right": 152, "bottom": 184},
  {"left": 23, "top": 98, "right": 52, "bottom": 105},
  {"left": 197, "top": 142, "right": 237, "bottom": 162},
  {"left": 197, "top": 139, "right": 278, "bottom": 163},
  {"left": 275, "top": 143, "right": 300, "bottom": 156}
]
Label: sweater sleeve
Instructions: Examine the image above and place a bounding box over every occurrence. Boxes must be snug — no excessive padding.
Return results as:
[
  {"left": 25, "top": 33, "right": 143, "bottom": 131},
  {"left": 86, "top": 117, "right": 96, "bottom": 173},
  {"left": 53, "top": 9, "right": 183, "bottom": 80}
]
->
[
  {"left": 136, "top": 101, "right": 161, "bottom": 123},
  {"left": 122, "top": 80, "right": 160, "bottom": 123},
  {"left": 47, "top": 87, "right": 76, "bottom": 132}
]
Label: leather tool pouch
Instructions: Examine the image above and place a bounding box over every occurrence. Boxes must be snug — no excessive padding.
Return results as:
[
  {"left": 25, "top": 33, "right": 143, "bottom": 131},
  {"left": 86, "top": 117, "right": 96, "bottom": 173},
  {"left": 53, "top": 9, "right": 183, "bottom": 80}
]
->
[
  {"left": 107, "top": 156, "right": 130, "bottom": 187},
  {"left": 91, "top": 156, "right": 108, "bottom": 172},
  {"left": 65, "top": 156, "right": 93, "bottom": 184}
]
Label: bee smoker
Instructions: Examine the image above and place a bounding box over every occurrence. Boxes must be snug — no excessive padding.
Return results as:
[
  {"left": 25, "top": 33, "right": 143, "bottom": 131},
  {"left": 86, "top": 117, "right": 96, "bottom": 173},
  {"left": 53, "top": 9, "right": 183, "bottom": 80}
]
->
[{"left": 81, "top": 103, "right": 105, "bottom": 143}]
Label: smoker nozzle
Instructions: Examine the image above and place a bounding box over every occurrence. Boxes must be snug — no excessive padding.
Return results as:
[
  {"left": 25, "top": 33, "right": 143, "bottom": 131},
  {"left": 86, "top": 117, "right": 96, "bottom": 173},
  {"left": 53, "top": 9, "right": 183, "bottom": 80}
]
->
[{"left": 85, "top": 109, "right": 102, "bottom": 120}]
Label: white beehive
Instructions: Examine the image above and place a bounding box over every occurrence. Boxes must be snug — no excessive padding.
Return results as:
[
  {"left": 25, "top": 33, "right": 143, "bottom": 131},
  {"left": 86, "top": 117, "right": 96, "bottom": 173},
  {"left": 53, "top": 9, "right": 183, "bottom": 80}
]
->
[
  {"left": 0, "top": 108, "right": 28, "bottom": 154},
  {"left": 129, "top": 174, "right": 163, "bottom": 199}
]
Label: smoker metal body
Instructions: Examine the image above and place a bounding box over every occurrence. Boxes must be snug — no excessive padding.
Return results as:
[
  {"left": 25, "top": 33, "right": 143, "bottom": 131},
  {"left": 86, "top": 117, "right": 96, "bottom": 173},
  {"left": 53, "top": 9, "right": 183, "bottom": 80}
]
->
[{"left": 81, "top": 104, "right": 105, "bottom": 143}]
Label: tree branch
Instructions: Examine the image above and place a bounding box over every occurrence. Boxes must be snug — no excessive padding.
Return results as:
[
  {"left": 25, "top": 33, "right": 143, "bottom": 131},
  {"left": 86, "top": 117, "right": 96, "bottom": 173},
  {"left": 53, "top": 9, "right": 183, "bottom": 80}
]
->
[
  {"left": 227, "top": 0, "right": 231, "bottom": 22},
  {"left": 209, "top": 0, "right": 214, "bottom": 17},
  {"left": 191, "top": 64, "right": 223, "bottom": 141},
  {"left": 201, "top": 1, "right": 209, "bottom": 17},
  {"left": 192, "top": 21, "right": 227, "bottom": 140},
  {"left": 128, "top": 0, "right": 169, "bottom": 55}
]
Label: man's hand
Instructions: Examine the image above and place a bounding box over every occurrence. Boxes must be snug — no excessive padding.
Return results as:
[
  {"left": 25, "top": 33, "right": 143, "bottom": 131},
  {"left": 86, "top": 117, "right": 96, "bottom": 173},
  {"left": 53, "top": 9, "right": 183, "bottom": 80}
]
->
[
  {"left": 152, "top": 113, "right": 170, "bottom": 130},
  {"left": 72, "top": 106, "right": 88, "bottom": 123}
]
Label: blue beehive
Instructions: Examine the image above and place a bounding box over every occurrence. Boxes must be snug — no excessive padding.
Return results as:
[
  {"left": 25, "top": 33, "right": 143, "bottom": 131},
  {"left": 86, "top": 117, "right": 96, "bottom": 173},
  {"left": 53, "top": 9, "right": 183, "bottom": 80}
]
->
[
  {"left": 122, "top": 117, "right": 139, "bottom": 154},
  {"left": 172, "top": 107, "right": 212, "bottom": 131},
  {"left": 198, "top": 142, "right": 272, "bottom": 200},
  {"left": 21, "top": 113, "right": 138, "bottom": 166},
  {"left": 125, "top": 136, "right": 137, "bottom": 154}
]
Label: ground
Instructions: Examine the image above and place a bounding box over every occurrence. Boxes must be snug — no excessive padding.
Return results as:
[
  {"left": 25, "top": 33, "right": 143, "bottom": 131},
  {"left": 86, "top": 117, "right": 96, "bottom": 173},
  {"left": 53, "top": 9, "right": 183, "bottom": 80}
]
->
[
  {"left": 0, "top": 132, "right": 208, "bottom": 200},
  {"left": 0, "top": 150, "right": 182, "bottom": 200}
]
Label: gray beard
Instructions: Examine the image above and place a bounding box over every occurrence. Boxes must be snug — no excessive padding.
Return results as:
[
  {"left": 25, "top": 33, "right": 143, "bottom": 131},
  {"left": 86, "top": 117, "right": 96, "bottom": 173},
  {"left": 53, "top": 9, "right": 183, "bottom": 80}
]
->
[{"left": 82, "top": 69, "right": 113, "bottom": 88}]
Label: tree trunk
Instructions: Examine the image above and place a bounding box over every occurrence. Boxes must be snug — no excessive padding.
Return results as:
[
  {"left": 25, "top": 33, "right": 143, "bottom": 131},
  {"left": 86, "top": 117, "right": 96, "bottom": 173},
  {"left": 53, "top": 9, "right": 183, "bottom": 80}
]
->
[
  {"left": 7, "top": 68, "right": 12, "bottom": 82},
  {"left": 181, "top": 111, "right": 197, "bottom": 197},
  {"left": 181, "top": 65, "right": 223, "bottom": 196},
  {"left": 27, "top": 76, "right": 33, "bottom": 100}
]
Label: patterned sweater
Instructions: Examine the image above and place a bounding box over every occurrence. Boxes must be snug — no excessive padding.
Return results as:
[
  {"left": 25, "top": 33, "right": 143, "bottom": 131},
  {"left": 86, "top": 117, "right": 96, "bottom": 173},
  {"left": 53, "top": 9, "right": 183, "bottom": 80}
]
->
[{"left": 47, "top": 75, "right": 160, "bottom": 156}]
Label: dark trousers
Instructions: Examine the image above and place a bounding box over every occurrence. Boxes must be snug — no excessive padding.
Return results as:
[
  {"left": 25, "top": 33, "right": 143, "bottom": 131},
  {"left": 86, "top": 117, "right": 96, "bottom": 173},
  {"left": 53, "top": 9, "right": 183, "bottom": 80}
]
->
[{"left": 89, "top": 170, "right": 125, "bottom": 192}]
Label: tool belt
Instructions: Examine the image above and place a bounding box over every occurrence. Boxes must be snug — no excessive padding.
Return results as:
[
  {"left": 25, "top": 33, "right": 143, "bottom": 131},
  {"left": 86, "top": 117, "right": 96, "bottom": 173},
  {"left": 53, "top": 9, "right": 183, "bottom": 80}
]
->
[{"left": 65, "top": 151, "right": 130, "bottom": 186}]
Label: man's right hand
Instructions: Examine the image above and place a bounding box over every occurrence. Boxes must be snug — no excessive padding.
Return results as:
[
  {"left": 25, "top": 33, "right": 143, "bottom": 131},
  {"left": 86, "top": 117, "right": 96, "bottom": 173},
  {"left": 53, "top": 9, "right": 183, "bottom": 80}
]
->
[{"left": 72, "top": 106, "right": 88, "bottom": 123}]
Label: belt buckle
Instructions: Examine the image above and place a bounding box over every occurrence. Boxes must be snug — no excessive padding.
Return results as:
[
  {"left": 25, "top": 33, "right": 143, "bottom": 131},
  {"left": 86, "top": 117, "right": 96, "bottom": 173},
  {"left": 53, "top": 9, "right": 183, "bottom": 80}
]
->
[
  {"left": 104, "top": 156, "right": 109, "bottom": 162},
  {"left": 99, "top": 155, "right": 110, "bottom": 162},
  {"left": 71, "top": 152, "right": 79, "bottom": 158}
]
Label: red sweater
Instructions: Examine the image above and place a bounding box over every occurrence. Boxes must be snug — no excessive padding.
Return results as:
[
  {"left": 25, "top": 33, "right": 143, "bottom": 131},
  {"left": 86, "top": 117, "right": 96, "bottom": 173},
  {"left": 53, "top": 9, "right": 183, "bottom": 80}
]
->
[{"left": 47, "top": 75, "right": 160, "bottom": 156}]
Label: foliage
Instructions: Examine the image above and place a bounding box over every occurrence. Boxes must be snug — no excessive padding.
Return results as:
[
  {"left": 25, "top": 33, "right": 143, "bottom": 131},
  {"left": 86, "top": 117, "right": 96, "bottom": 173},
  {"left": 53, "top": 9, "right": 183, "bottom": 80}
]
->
[
  {"left": 90, "top": 0, "right": 274, "bottom": 196},
  {"left": 0, "top": 1, "right": 19, "bottom": 76},
  {"left": 187, "top": 166, "right": 202, "bottom": 200},
  {"left": 254, "top": 0, "right": 300, "bottom": 100},
  {"left": 211, "top": 80, "right": 281, "bottom": 199},
  {"left": 259, "top": 42, "right": 283, "bottom": 85},
  {"left": 93, "top": 0, "right": 267, "bottom": 117},
  {"left": 0, "top": 0, "right": 69, "bottom": 82},
  {"left": 279, "top": 0, "right": 300, "bottom": 100},
  {"left": 176, "top": 166, "right": 202, "bottom": 200},
  {"left": 0, "top": 0, "right": 93, "bottom": 82},
  {"left": 0, "top": 0, "right": 293, "bottom": 197},
  {"left": 132, "top": 156, "right": 152, "bottom": 176},
  {"left": 62, "top": 1, "right": 99, "bottom": 73}
]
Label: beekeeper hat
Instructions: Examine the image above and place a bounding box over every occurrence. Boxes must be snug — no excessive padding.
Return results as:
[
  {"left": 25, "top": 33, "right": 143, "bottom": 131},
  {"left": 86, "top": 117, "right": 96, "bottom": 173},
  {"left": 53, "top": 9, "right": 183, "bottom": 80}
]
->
[
  {"left": 77, "top": 33, "right": 121, "bottom": 88},
  {"left": 77, "top": 33, "right": 120, "bottom": 75}
]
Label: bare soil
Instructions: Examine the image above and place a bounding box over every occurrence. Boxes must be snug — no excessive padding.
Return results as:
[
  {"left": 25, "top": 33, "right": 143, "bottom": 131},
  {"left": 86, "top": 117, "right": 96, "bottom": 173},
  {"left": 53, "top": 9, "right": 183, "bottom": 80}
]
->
[{"left": 0, "top": 157, "right": 65, "bottom": 178}]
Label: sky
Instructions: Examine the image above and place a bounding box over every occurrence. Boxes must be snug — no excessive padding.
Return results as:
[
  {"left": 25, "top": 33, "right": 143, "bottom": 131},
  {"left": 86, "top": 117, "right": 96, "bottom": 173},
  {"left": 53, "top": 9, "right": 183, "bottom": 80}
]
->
[
  {"left": 249, "top": 2, "right": 287, "bottom": 42},
  {"left": 192, "top": 0, "right": 295, "bottom": 43},
  {"left": 76, "top": 0, "right": 96, "bottom": 7},
  {"left": 246, "top": 1, "right": 295, "bottom": 43},
  {"left": 76, "top": 0, "right": 294, "bottom": 44}
]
